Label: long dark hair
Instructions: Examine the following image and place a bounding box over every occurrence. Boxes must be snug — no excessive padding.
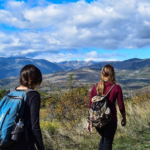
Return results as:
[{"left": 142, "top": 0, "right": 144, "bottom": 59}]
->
[
  {"left": 96, "top": 64, "right": 117, "bottom": 95},
  {"left": 20, "top": 64, "right": 42, "bottom": 89}
]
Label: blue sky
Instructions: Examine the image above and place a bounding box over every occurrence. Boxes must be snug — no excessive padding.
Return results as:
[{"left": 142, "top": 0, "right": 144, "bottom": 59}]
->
[{"left": 0, "top": 0, "right": 150, "bottom": 62}]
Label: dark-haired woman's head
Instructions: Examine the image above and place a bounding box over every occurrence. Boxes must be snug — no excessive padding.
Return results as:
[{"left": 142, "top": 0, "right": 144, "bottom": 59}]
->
[
  {"left": 97, "top": 64, "right": 117, "bottom": 95},
  {"left": 20, "top": 64, "right": 42, "bottom": 89}
]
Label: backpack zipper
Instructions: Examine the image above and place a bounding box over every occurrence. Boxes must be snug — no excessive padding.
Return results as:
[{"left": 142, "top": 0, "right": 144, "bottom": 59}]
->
[{"left": 0, "top": 108, "right": 11, "bottom": 130}]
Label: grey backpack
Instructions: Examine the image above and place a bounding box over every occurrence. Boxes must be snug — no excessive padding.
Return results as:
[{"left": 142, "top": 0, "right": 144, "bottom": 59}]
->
[{"left": 87, "top": 84, "right": 115, "bottom": 128}]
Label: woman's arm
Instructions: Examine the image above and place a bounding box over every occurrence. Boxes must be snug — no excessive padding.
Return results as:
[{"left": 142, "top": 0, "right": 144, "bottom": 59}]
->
[
  {"left": 29, "top": 93, "right": 45, "bottom": 150},
  {"left": 117, "top": 85, "right": 126, "bottom": 126}
]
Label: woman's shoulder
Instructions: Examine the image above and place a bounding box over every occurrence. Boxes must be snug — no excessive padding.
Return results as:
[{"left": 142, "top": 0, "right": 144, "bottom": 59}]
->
[
  {"left": 114, "top": 83, "right": 122, "bottom": 91},
  {"left": 26, "top": 91, "right": 40, "bottom": 102},
  {"left": 26, "top": 91, "right": 41, "bottom": 106},
  {"left": 26, "top": 91, "right": 40, "bottom": 97}
]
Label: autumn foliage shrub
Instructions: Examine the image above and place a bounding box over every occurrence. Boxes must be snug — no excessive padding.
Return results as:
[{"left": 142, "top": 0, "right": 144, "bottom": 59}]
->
[{"left": 41, "top": 74, "right": 91, "bottom": 128}]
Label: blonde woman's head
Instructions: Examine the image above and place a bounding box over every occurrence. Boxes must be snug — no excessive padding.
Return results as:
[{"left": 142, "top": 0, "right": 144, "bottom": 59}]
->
[{"left": 97, "top": 64, "right": 117, "bottom": 95}]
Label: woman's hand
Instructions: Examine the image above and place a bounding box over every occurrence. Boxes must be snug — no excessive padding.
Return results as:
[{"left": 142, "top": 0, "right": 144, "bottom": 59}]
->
[
  {"left": 121, "top": 112, "right": 126, "bottom": 126},
  {"left": 121, "top": 118, "right": 126, "bottom": 126},
  {"left": 87, "top": 122, "right": 92, "bottom": 133}
]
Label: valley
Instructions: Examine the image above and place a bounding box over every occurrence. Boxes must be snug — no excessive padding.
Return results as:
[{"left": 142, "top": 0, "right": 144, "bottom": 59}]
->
[{"left": 1, "top": 66, "right": 150, "bottom": 97}]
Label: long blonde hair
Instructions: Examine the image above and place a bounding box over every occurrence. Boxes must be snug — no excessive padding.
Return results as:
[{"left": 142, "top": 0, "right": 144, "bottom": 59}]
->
[{"left": 96, "top": 64, "right": 117, "bottom": 95}]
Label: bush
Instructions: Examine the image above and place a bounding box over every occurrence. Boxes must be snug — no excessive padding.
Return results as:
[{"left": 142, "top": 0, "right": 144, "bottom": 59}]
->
[
  {"left": 40, "top": 121, "right": 58, "bottom": 135},
  {"left": 41, "top": 74, "right": 91, "bottom": 128}
]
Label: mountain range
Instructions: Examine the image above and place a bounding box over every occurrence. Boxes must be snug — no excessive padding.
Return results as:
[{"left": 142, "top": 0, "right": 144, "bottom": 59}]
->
[
  {"left": 89, "top": 58, "right": 150, "bottom": 70},
  {"left": 0, "top": 57, "right": 100, "bottom": 79},
  {"left": 0, "top": 57, "right": 63, "bottom": 79},
  {"left": 1, "top": 57, "right": 150, "bottom": 95},
  {"left": 1, "top": 57, "right": 150, "bottom": 82},
  {"left": 56, "top": 58, "right": 150, "bottom": 71}
]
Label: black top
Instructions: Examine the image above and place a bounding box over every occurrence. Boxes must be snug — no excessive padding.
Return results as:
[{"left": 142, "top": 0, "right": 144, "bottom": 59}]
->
[{"left": 1, "top": 90, "right": 45, "bottom": 150}]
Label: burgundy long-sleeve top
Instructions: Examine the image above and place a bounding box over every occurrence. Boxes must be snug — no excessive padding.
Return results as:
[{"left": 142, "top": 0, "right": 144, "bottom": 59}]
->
[{"left": 89, "top": 82, "right": 125, "bottom": 122}]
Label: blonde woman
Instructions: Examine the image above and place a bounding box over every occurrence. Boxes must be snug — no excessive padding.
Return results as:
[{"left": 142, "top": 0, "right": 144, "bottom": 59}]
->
[{"left": 87, "top": 64, "right": 126, "bottom": 150}]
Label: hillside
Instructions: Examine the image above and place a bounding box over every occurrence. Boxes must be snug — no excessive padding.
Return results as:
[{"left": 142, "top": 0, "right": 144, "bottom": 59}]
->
[
  {"left": 42, "top": 67, "right": 150, "bottom": 94},
  {"left": 1, "top": 67, "right": 150, "bottom": 95}
]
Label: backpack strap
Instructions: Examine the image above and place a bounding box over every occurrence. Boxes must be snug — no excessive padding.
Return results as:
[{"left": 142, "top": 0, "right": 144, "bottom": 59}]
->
[
  {"left": 9, "top": 87, "right": 36, "bottom": 118},
  {"left": 94, "top": 83, "right": 116, "bottom": 97},
  {"left": 104, "top": 84, "right": 116, "bottom": 98}
]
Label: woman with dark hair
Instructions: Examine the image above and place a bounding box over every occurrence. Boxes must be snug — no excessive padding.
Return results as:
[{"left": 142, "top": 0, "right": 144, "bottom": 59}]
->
[
  {"left": 1, "top": 64, "right": 45, "bottom": 150},
  {"left": 87, "top": 64, "right": 126, "bottom": 150}
]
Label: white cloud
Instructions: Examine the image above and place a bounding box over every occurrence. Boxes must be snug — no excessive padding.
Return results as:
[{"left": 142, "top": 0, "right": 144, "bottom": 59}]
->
[{"left": 0, "top": 0, "right": 150, "bottom": 58}]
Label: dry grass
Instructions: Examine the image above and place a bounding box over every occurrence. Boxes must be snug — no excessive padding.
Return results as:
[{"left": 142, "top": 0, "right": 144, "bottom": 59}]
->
[
  {"left": 40, "top": 93, "right": 150, "bottom": 150},
  {"left": 117, "top": 97, "right": 150, "bottom": 138}
]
